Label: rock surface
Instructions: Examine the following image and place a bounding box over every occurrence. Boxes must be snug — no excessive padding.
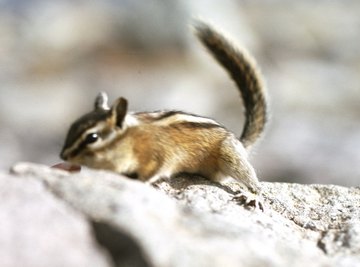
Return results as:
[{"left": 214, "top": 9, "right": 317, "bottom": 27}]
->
[
  {"left": 0, "top": 169, "right": 111, "bottom": 267},
  {"left": 4, "top": 162, "right": 360, "bottom": 267}
]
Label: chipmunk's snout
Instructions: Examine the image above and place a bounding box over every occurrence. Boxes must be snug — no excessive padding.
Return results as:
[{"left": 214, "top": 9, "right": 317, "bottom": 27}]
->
[
  {"left": 60, "top": 149, "right": 68, "bottom": 161},
  {"left": 60, "top": 151, "right": 68, "bottom": 160}
]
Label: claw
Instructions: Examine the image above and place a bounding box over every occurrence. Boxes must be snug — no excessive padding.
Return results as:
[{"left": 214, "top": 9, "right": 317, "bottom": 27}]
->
[
  {"left": 145, "top": 175, "right": 167, "bottom": 186},
  {"left": 232, "top": 191, "right": 264, "bottom": 211}
]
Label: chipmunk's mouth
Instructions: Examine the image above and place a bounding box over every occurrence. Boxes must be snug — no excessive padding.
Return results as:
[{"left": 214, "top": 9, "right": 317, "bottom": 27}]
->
[{"left": 60, "top": 146, "right": 80, "bottom": 161}]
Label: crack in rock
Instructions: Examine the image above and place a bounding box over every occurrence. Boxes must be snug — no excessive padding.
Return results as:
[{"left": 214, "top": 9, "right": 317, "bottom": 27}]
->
[{"left": 91, "top": 220, "right": 152, "bottom": 267}]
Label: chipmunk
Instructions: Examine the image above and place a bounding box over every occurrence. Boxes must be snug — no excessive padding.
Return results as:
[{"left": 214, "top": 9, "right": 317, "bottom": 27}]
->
[{"left": 60, "top": 21, "right": 268, "bottom": 209}]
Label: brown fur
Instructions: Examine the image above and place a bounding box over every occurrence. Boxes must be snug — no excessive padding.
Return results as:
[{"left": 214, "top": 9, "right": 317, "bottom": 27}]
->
[
  {"left": 60, "top": 21, "right": 268, "bottom": 200},
  {"left": 194, "top": 21, "right": 267, "bottom": 149}
]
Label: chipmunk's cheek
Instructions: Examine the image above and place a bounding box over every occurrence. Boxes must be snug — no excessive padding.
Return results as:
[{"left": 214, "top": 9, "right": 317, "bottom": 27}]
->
[{"left": 52, "top": 162, "right": 82, "bottom": 172}]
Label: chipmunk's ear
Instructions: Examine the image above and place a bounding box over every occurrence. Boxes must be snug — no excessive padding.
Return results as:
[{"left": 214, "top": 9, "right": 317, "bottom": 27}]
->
[
  {"left": 110, "top": 97, "right": 128, "bottom": 128},
  {"left": 94, "top": 92, "right": 110, "bottom": 110}
]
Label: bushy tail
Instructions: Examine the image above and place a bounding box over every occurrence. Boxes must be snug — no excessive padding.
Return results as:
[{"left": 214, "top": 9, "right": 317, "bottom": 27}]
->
[{"left": 193, "top": 20, "right": 268, "bottom": 149}]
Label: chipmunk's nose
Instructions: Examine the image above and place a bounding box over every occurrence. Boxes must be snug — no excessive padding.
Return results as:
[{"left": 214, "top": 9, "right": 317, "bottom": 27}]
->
[{"left": 60, "top": 149, "right": 68, "bottom": 161}]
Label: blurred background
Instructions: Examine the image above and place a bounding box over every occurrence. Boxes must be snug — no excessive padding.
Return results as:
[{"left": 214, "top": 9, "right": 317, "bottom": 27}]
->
[{"left": 1, "top": 0, "right": 360, "bottom": 186}]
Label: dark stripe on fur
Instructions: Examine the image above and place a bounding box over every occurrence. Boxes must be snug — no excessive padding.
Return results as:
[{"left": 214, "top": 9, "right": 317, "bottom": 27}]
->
[{"left": 172, "top": 121, "right": 224, "bottom": 130}]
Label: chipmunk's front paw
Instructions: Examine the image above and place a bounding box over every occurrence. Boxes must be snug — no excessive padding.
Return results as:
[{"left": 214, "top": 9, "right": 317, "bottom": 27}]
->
[{"left": 232, "top": 191, "right": 264, "bottom": 211}]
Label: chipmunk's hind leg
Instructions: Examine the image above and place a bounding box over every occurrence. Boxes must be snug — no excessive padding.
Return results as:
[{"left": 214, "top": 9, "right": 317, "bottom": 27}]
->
[
  {"left": 219, "top": 138, "right": 260, "bottom": 192},
  {"left": 219, "top": 137, "right": 263, "bottom": 210}
]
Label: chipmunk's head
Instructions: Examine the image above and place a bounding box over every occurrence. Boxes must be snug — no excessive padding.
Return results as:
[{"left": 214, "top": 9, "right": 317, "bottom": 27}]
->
[{"left": 60, "top": 92, "right": 128, "bottom": 166}]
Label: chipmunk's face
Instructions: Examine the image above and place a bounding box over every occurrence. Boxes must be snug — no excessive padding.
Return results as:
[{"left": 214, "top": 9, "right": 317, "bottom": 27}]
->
[{"left": 60, "top": 93, "right": 128, "bottom": 168}]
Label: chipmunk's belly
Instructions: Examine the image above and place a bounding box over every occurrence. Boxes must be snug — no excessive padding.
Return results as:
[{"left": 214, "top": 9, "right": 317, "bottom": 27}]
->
[{"left": 158, "top": 150, "right": 219, "bottom": 179}]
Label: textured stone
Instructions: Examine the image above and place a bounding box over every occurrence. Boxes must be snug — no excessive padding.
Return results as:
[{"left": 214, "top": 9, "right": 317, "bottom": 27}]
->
[
  {"left": 9, "top": 163, "right": 360, "bottom": 267},
  {"left": 0, "top": 172, "right": 111, "bottom": 267}
]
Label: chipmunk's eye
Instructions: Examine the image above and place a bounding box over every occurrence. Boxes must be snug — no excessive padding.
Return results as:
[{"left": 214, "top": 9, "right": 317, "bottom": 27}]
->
[{"left": 84, "top": 132, "right": 99, "bottom": 145}]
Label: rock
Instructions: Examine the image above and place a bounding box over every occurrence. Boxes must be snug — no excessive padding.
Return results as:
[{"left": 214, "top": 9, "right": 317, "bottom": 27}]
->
[
  {"left": 0, "top": 170, "right": 111, "bottom": 267},
  {"left": 8, "top": 162, "right": 360, "bottom": 267}
]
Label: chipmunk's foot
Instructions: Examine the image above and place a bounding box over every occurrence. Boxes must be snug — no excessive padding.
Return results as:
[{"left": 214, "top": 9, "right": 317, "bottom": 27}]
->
[
  {"left": 232, "top": 191, "right": 264, "bottom": 211},
  {"left": 145, "top": 175, "right": 167, "bottom": 187}
]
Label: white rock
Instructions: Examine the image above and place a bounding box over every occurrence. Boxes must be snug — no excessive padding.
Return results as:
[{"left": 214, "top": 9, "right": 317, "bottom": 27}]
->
[{"left": 9, "top": 163, "right": 360, "bottom": 267}]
